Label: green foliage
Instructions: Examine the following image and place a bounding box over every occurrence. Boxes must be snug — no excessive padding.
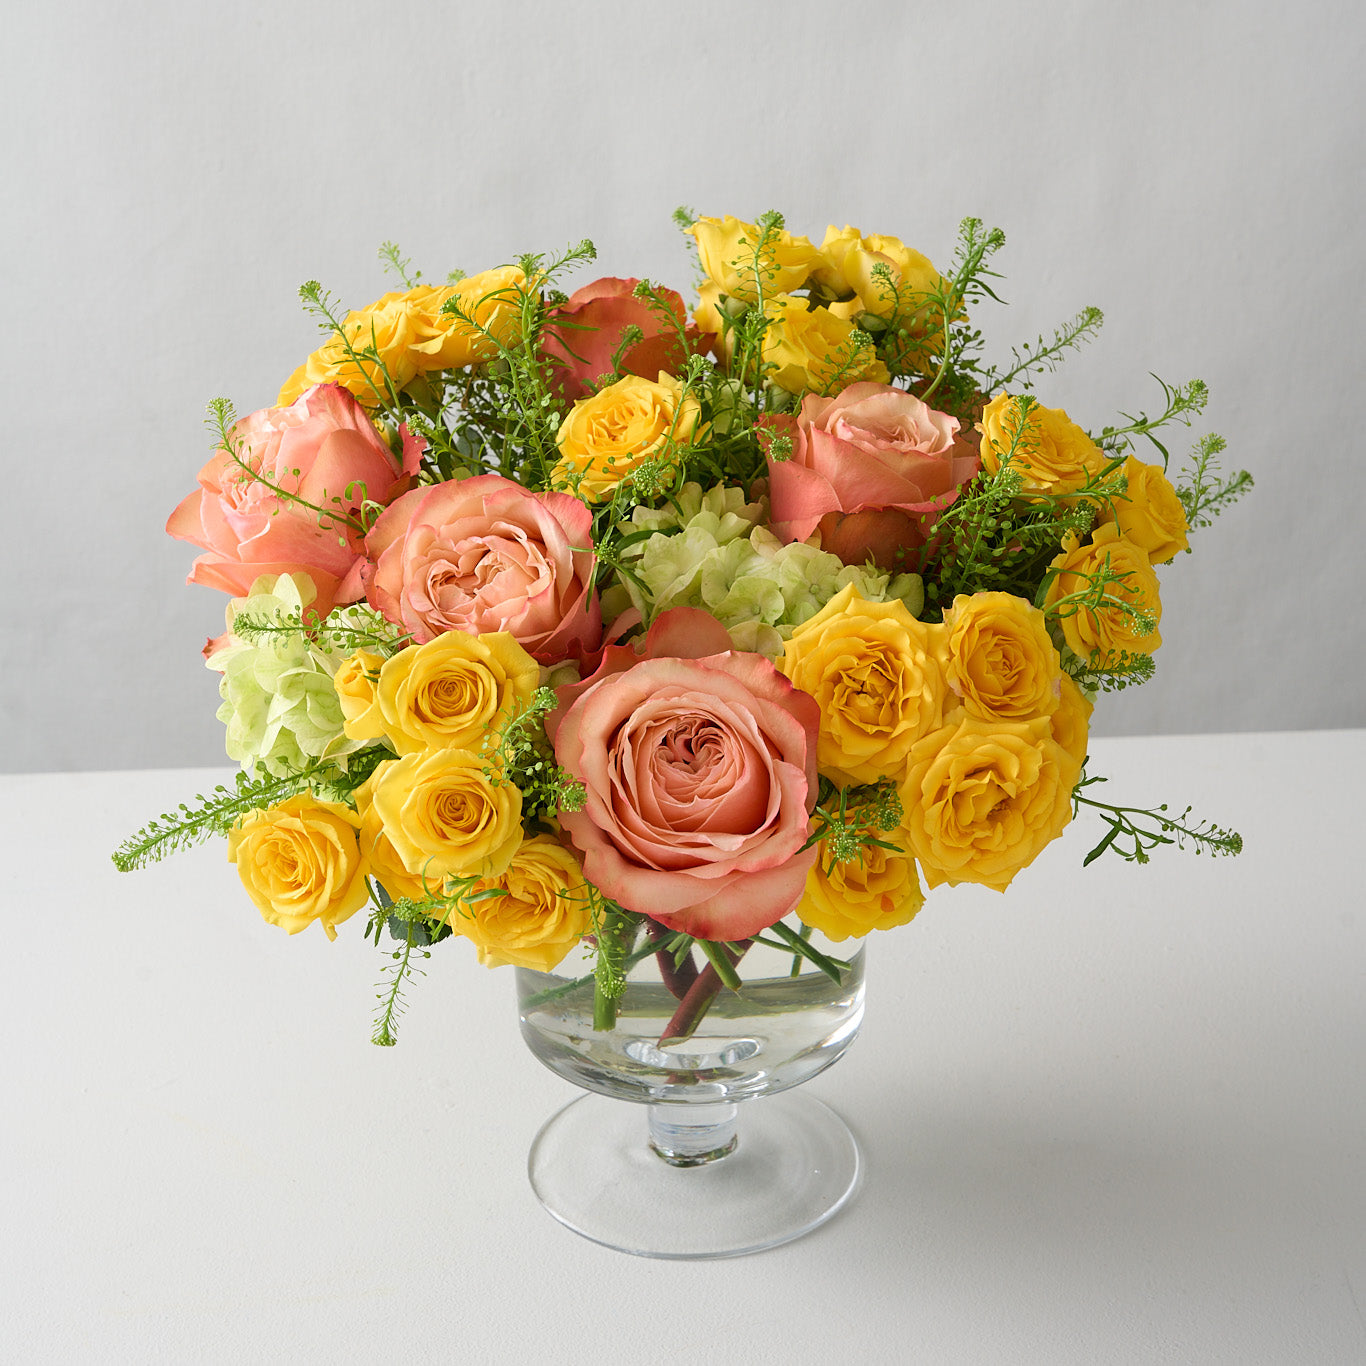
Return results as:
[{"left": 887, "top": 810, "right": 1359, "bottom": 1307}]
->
[
  {"left": 807, "top": 779, "right": 904, "bottom": 868},
  {"left": 111, "top": 766, "right": 325, "bottom": 871},
  {"left": 378, "top": 240, "right": 420, "bottom": 288},
  {"left": 372, "top": 930, "right": 428, "bottom": 1047},
  {"left": 921, "top": 405, "right": 1125, "bottom": 616},
  {"left": 1073, "top": 770, "right": 1244, "bottom": 865},
  {"left": 1096, "top": 376, "right": 1209, "bottom": 465},
  {"left": 1177, "top": 433, "right": 1254, "bottom": 532},
  {"left": 984, "top": 306, "right": 1105, "bottom": 390},
  {"left": 480, "top": 686, "right": 585, "bottom": 824}
]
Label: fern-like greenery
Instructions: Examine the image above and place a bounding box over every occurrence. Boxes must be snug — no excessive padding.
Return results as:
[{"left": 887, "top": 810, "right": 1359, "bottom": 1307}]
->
[{"left": 111, "top": 767, "right": 325, "bottom": 871}]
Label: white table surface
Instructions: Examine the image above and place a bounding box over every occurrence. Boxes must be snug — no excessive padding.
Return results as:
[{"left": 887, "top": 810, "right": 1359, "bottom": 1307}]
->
[{"left": 3, "top": 730, "right": 1362, "bottom": 1364}]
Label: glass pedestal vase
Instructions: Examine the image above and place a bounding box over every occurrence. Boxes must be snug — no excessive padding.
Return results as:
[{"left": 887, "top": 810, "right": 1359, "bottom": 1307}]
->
[{"left": 516, "top": 930, "right": 865, "bottom": 1259}]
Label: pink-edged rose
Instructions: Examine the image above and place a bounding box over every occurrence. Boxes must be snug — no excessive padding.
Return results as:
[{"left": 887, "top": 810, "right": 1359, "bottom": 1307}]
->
[
  {"left": 540, "top": 277, "right": 700, "bottom": 404},
  {"left": 766, "top": 382, "right": 980, "bottom": 571},
  {"left": 363, "top": 473, "right": 601, "bottom": 662},
  {"left": 167, "top": 383, "right": 423, "bottom": 616},
  {"left": 550, "top": 609, "right": 820, "bottom": 940}
]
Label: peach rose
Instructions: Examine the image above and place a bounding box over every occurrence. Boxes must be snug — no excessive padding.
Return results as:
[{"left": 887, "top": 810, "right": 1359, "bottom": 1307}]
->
[
  {"left": 766, "top": 382, "right": 980, "bottom": 570},
  {"left": 551, "top": 630, "right": 820, "bottom": 941},
  {"left": 540, "top": 277, "right": 700, "bottom": 404},
  {"left": 362, "top": 474, "right": 602, "bottom": 662},
  {"left": 167, "top": 384, "right": 424, "bottom": 617}
]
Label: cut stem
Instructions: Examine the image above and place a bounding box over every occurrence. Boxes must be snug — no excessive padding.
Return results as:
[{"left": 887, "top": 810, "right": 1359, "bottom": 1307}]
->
[
  {"left": 647, "top": 921, "right": 699, "bottom": 1001},
  {"left": 658, "top": 941, "right": 751, "bottom": 1045}
]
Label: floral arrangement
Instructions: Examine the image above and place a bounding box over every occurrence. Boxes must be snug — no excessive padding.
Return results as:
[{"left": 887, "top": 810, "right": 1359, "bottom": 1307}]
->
[{"left": 116, "top": 212, "right": 1250, "bottom": 1044}]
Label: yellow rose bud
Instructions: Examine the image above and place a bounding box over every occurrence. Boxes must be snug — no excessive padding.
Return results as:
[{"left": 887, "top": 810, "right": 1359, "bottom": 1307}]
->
[
  {"left": 797, "top": 831, "right": 925, "bottom": 941},
  {"left": 335, "top": 650, "right": 387, "bottom": 742},
  {"left": 375, "top": 631, "right": 538, "bottom": 756},
  {"left": 942, "top": 591, "right": 1062, "bottom": 723},
  {"left": 1097, "top": 455, "right": 1190, "bottom": 564},
  {"left": 227, "top": 796, "right": 369, "bottom": 941},
  {"left": 761, "top": 295, "right": 890, "bottom": 395},
  {"left": 369, "top": 748, "right": 523, "bottom": 883},
  {"left": 1045, "top": 522, "right": 1163, "bottom": 665},
  {"left": 553, "top": 372, "right": 701, "bottom": 503},
  {"left": 463, "top": 835, "right": 591, "bottom": 971},
  {"left": 813, "top": 225, "right": 946, "bottom": 318},
  {"left": 978, "top": 393, "right": 1109, "bottom": 498},
  {"left": 901, "top": 714, "right": 1081, "bottom": 892},
  {"left": 278, "top": 292, "right": 422, "bottom": 409},
  {"left": 1051, "top": 672, "right": 1093, "bottom": 770},
  {"left": 780, "top": 584, "right": 949, "bottom": 786},
  {"left": 686, "top": 215, "right": 820, "bottom": 302}
]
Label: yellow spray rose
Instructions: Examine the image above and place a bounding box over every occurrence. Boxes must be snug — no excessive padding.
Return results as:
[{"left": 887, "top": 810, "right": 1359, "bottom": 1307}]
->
[
  {"left": 779, "top": 584, "right": 948, "bottom": 786},
  {"left": 1097, "top": 455, "right": 1190, "bottom": 564},
  {"left": 941, "top": 591, "right": 1062, "bottom": 723},
  {"left": 278, "top": 293, "right": 423, "bottom": 409},
  {"left": 1045, "top": 522, "right": 1163, "bottom": 665},
  {"left": 375, "top": 631, "right": 538, "bottom": 755},
  {"left": 686, "top": 215, "right": 820, "bottom": 302},
  {"left": 978, "top": 393, "right": 1109, "bottom": 498},
  {"left": 797, "top": 831, "right": 925, "bottom": 941},
  {"left": 901, "top": 714, "right": 1081, "bottom": 892},
  {"left": 227, "top": 795, "right": 368, "bottom": 940},
  {"left": 368, "top": 748, "right": 522, "bottom": 883},
  {"left": 553, "top": 372, "right": 701, "bottom": 502},
  {"left": 761, "top": 295, "right": 890, "bottom": 395},
  {"left": 463, "top": 835, "right": 590, "bottom": 971},
  {"left": 335, "top": 649, "right": 387, "bottom": 742}
]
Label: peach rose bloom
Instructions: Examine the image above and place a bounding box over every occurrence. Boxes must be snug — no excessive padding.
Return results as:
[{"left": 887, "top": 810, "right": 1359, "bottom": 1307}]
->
[
  {"left": 550, "top": 612, "right": 820, "bottom": 941},
  {"left": 540, "top": 277, "right": 700, "bottom": 404},
  {"left": 167, "top": 383, "right": 423, "bottom": 617},
  {"left": 767, "top": 382, "right": 980, "bottom": 571},
  {"left": 362, "top": 474, "right": 601, "bottom": 662}
]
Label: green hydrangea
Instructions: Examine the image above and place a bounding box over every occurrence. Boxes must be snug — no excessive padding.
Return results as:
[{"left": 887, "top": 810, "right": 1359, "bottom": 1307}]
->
[
  {"left": 209, "top": 574, "right": 365, "bottom": 777},
  {"left": 624, "top": 482, "right": 924, "bottom": 655}
]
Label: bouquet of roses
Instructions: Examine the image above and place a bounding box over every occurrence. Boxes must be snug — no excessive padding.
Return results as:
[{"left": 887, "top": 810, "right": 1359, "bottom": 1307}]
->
[{"left": 116, "top": 211, "right": 1249, "bottom": 1044}]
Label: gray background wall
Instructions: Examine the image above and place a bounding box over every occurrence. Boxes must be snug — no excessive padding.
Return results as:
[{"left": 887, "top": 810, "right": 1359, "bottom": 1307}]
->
[{"left": 3, "top": 0, "right": 1362, "bottom": 773}]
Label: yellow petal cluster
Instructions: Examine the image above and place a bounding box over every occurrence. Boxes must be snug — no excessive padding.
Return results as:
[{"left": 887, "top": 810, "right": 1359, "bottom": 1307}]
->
[
  {"left": 900, "top": 715, "right": 1082, "bottom": 892},
  {"left": 553, "top": 372, "right": 701, "bottom": 502},
  {"left": 334, "top": 649, "right": 387, "bottom": 741},
  {"left": 941, "top": 592, "right": 1062, "bottom": 723},
  {"left": 368, "top": 748, "right": 523, "bottom": 883},
  {"left": 797, "top": 832, "right": 925, "bottom": 941},
  {"left": 464, "top": 835, "right": 590, "bottom": 971},
  {"left": 344, "top": 631, "right": 538, "bottom": 756},
  {"left": 978, "top": 393, "right": 1109, "bottom": 498},
  {"left": 761, "top": 295, "right": 889, "bottom": 395},
  {"left": 686, "top": 215, "right": 820, "bottom": 302},
  {"left": 779, "top": 584, "right": 948, "bottom": 786},
  {"left": 1097, "top": 455, "right": 1190, "bottom": 564},
  {"left": 278, "top": 266, "right": 528, "bottom": 409},
  {"left": 812, "top": 225, "right": 946, "bottom": 321},
  {"left": 227, "top": 796, "right": 369, "bottom": 940},
  {"left": 1045, "top": 522, "right": 1163, "bottom": 665}
]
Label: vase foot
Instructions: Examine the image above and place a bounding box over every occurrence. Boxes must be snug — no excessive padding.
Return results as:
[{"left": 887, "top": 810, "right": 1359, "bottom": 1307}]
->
[{"left": 527, "top": 1090, "right": 862, "bottom": 1259}]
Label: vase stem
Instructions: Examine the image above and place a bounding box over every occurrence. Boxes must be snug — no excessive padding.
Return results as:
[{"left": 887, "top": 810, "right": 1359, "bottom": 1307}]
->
[{"left": 647, "top": 1101, "right": 738, "bottom": 1167}]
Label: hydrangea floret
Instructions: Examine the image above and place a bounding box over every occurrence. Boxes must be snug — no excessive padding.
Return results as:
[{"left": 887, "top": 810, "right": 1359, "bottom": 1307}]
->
[{"left": 209, "top": 573, "right": 366, "bottom": 777}]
